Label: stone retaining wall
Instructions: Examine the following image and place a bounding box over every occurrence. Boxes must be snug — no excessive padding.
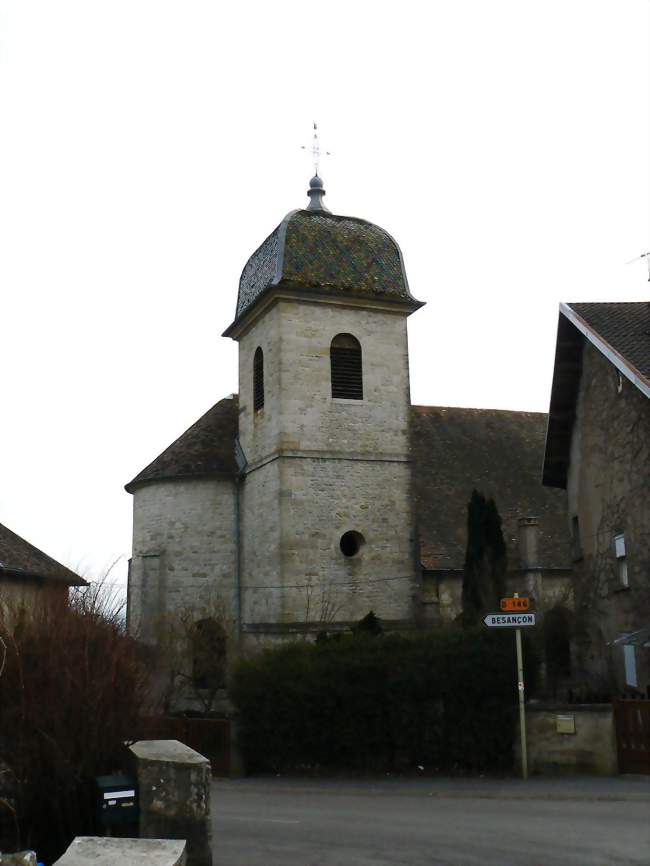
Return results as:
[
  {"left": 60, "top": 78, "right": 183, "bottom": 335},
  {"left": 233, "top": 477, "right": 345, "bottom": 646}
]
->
[{"left": 515, "top": 703, "right": 617, "bottom": 775}]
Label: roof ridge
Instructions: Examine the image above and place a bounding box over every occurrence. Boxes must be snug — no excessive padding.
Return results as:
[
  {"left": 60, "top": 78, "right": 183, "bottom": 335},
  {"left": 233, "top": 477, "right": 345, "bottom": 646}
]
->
[{"left": 412, "top": 405, "right": 546, "bottom": 416}]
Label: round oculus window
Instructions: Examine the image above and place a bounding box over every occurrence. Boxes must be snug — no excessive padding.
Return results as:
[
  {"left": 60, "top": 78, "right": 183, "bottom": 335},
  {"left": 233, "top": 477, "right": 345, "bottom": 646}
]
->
[{"left": 340, "top": 531, "right": 365, "bottom": 557}]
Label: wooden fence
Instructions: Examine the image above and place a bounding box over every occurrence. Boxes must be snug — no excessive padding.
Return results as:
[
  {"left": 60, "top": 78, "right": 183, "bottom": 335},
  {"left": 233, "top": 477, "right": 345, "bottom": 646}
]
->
[
  {"left": 136, "top": 716, "right": 231, "bottom": 777},
  {"left": 613, "top": 699, "right": 650, "bottom": 774}
]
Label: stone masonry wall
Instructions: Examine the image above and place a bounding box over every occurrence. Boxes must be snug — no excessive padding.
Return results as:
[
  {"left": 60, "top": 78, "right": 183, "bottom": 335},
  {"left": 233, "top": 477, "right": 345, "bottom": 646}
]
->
[
  {"left": 237, "top": 297, "right": 418, "bottom": 635},
  {"left": 237, "top": 299, "right": 412, "bottom": 465},
  {"left": 241, "top": 456, "right": 417, "bottom": 629},
  {"left": 515, "top": 704, "right": 617, "bottom": 776},
  {"left": 239, "top": 459, "right": 283, "bottom": 625},
  {"left": 567, "top": 341, "right": 650, "bottom": 692},
  {"left": 129, "top": 478, "right": 237, "bottom": 644}
]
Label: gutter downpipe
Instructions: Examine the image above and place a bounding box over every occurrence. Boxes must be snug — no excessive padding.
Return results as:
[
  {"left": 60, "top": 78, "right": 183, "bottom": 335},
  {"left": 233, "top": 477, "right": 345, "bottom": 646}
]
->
[
  {"left": 235, "top": 474, "right": 242, "bottom": 648},
  {"left": 233, "top": 436, "right": 248, "bottom": 650}
]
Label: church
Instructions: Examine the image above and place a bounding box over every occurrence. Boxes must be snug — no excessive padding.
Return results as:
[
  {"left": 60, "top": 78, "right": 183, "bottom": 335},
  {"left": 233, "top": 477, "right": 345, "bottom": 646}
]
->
[{"left": 125, "top": 172, "right": 571, "bottom": 665}]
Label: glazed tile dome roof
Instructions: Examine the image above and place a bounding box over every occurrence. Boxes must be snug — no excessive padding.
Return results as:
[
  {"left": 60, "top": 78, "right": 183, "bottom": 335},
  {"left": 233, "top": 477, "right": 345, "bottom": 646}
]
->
[{"left": 234, "top": 180, "right": 421, "bottom": 322}]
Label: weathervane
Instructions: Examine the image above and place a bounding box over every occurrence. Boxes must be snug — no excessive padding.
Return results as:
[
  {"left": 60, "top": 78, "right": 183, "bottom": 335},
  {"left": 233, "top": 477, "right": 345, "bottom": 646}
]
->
[{"left": 301, "top": 122, "right": 330, "bottom": 177}]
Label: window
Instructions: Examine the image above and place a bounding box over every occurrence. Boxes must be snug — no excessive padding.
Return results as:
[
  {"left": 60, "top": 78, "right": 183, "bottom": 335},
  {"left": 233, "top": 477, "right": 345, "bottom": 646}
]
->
[
  {"left": 340, "top": 530, "right": 365, "bottom": 557},
  {"left": 614, "top": 533, "right": 628, "bottom": 587},
  {"left": 330, "top": 334, "right": 363, "bottom": 400},
  {"left": 253, "top": 347, "right": 264, "bottom": 411}
]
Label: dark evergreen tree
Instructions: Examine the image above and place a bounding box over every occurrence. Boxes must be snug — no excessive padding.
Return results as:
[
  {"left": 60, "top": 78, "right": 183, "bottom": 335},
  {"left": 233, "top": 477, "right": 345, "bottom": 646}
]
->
[
  {"left": 461, "top": 490, "right": 507, "bottom": 625},
  {"left": 352, "top": 610, "right": 383, "bottom": 637}
]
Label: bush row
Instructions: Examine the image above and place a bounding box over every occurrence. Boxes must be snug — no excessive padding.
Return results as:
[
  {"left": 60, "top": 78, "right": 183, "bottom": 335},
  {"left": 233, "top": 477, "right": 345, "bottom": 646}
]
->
[{"left": 231, "top": 626, "right": 538, "bottom": 774}]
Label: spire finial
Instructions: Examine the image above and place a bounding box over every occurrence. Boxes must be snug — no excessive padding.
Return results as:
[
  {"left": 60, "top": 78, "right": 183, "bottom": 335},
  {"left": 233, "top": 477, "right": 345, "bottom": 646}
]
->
[{"left": 301, "top": 122, "right": 331, "bottom": 212}]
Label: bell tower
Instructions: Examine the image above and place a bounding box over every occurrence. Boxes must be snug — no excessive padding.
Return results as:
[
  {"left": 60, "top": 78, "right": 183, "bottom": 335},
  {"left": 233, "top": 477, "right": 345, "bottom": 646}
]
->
[{"left": 223, "top": 173, "right": 424, "bottom": 638}]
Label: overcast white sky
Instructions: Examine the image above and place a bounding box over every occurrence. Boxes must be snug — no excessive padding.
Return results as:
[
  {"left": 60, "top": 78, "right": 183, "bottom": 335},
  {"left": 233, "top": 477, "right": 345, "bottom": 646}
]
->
[{"left": 0, "top": 0, "right": 648, "bottom": 592}]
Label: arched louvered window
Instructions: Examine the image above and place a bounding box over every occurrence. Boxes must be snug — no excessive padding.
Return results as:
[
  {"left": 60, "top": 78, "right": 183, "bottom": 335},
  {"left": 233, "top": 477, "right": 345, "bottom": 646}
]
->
[
  {"left": 330, "top": 334, "right": 363, "bottom": 400},
  {"left": 253, "top": 347, "right": 264, "bottom": 411}
]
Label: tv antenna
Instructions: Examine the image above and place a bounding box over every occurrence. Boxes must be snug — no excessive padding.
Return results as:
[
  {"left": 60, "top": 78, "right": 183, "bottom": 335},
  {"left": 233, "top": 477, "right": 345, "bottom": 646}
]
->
[{"left": 625, "top": 251, "right": 650, "bottom": 281}]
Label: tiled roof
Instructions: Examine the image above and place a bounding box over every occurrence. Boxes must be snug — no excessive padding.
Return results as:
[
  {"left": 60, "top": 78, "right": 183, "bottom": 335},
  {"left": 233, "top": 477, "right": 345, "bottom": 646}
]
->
[
  {"left": 569, "top": 302, "right": 650, "bottom": 384},
  {"left": 543, "top": 302, "right": 650, "bottom": 488},
  {"left": 234, "top": 210, "right": 422, "bottom": 323},
  {"left": 125, "top": 396, "right": 239, "bottom": 492},
  {"left": 0, "top": 523, "right": 87, "bottom": 586},
  {"left": 411, "top": 406, "right": 571, "bottom": 571}
]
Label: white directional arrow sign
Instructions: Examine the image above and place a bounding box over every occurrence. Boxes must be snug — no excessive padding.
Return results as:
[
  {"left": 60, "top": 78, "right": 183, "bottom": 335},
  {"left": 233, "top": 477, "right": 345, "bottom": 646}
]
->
[{"left": 483, "top": 612, "right": 536, "bottom": 628}]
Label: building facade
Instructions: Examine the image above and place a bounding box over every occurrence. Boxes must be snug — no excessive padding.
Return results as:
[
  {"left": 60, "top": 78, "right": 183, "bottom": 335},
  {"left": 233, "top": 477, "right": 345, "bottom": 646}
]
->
[
  {"left": 544, "top": 302, "right": 650, "bottom": 695},
  {"left": 126, "top": 176, "right": 573, "bottom": 705},
  {"left": 0, "top": 521, "right": 87, "bottom": 616}
]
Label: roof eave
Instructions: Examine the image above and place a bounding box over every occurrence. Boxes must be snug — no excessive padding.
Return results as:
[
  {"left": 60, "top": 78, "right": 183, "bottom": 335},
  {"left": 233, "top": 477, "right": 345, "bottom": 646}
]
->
[
  {"left": 0, "top": 565, "right": 88, "bottom": 588},
  {"left": 560, "top": 302, "right": 650, "bottom": 399},
  {"left": 125, "top": 470, "right": 236, "bottom": 494},
  {"left": 542, "top": 302, "right": 650, "bottom": 489},
  {"left": 223, "top": 283, "right": 424, "bottom": 340}
]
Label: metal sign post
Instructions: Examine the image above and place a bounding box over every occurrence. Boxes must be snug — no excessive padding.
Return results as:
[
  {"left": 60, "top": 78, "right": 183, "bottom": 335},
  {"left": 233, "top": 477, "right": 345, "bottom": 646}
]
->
[
  {"left": 483, "top": 595, "right": 532, "bottom": 780},
  {"left": 514, "top": 593, "right": 528, "bottom": 780}
]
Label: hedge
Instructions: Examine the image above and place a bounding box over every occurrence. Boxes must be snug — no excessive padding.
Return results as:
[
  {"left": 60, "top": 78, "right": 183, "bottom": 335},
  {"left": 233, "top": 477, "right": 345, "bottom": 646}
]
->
[{"left": 231, "top": 626, "right": 539, "bottom": 774}]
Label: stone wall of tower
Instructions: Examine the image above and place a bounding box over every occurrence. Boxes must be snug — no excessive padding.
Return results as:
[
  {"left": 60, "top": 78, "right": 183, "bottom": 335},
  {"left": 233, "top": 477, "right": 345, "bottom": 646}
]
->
[
  {"left": 238, "top": 299, "right": 413, "bottom": 462},
  {"left": 237, "top": 298, "right": 419, "bottom": 636},
  {"left": 128, "top": 478, "right": 237, "bottom": 644}
]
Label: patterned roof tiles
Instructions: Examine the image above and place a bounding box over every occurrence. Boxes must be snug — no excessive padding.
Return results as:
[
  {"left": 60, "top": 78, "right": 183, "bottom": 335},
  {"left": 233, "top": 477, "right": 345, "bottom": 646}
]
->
[{"left": 234, "top": 209, "right": 421, "bottom": 322}]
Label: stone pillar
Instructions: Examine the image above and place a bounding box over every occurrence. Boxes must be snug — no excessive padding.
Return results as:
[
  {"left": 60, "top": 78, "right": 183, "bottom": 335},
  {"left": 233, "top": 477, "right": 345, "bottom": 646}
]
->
[
  {"left": 52, "top": 837, "right": 186, "bottom": 865},
  {"left": 129, "top": 740, "right": 212, "bottom": 866},
  {"left": 0, "top": 854, "right": 37, "bottom": 866},
  {"left": 517, "top": 517, "right": 542, "bottom": 600}
]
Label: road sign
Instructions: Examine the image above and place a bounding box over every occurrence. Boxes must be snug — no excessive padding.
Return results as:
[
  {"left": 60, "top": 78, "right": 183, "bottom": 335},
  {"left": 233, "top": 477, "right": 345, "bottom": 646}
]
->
[
  {"left": 501, "top": 597, "right": 529, "bottom": 611},
  {"left": 483, "top": 612, "right": 536, "bottom": 628}
]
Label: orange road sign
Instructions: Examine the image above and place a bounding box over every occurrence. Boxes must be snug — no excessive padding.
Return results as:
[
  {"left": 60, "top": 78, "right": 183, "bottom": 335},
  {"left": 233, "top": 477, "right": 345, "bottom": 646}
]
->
[{"left": 500, "top": 597, "right": 529, "bottom": 611}]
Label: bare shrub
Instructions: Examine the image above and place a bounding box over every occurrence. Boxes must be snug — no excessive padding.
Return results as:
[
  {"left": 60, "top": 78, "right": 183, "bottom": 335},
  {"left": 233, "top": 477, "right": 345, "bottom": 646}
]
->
[
  {"left": 0, "top": 579, "right": 150, "bottom": 862},
  {"left": 156, "top": 590, "right": 237, "bottom": 715}
]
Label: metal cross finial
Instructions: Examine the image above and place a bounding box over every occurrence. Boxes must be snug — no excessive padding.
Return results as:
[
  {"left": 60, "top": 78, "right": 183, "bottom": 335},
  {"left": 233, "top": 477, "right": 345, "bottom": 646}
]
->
[{"left": 301, "top": 122, "right": 330, "bottom": 177}]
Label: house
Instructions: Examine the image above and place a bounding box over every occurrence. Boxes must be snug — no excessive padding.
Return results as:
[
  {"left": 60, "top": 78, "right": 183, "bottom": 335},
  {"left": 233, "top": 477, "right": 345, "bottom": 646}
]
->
[
  {"left": 125, "top": 173, "right": 572, "bottom": 705},
  {"left": 543, "top": 301, "right": 650, "bottom": 695},
  {"left": 0, "top": 521, "right": 87, "bottom": 614}
]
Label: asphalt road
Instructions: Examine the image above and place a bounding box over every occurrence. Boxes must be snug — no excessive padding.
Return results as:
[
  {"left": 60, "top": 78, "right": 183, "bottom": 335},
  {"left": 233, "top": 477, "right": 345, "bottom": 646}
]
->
[{"left": 211, "top": 777, "right": 650, "bottom": 866}]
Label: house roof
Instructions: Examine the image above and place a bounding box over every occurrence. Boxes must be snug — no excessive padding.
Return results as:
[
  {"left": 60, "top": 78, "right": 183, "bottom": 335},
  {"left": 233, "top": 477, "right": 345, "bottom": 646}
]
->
[
  {"left": 0, "top": 523, "right": 87, "bottom": 586},
  {"left": 543, "top": 302, "right": 650, "bottom": 488},
  {"left": 568, "top": 302, "right": 650, "bottom": 390},
  {"left": 230, "top": 208, "right": 423, "bottom": 329},
  {"left": 411, "top": 406, "right": 571, "bottom": 572},
  {"left": 125, "top": 395, "right": 239, "bottom": 492},
  {"left": 126, "top": 396, "right": 570, "bottom": 572}
]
